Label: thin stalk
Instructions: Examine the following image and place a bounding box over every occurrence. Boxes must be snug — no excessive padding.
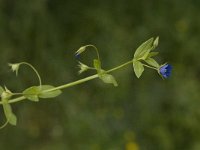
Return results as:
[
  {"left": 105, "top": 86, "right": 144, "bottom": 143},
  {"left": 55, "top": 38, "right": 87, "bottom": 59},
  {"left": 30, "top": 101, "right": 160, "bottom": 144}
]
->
[
  {"left": 44, "top": 74, "right": 99, "bottom": 92},
  {"left": 143, "top": 64, "right": 158, "bottom": 70},
  {"left": 0, "top": 119, "right": 9, "bottom": 129},
  {"left": 0, "top": 60, "right": 134, "bottom": 105},
  {"left": 106, "top": 60, "right": 133, "bottom": 73},
  {"left": 85, "top": 45, "right": 100, "bottom": 61},
  {"left": 20, "top": 62, "right": 42, "bottom": 87}
]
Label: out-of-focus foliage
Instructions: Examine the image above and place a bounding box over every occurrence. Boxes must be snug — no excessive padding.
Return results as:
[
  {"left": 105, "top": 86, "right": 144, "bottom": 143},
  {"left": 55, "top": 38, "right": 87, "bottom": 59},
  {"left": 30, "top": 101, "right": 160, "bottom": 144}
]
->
[{"left": 0, "top": 0, "right": 200, "bottom": 150}]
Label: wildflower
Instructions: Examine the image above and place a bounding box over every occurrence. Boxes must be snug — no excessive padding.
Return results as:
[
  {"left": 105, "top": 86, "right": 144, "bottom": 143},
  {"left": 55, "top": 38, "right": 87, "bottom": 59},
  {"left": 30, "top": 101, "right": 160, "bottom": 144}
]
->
[{"left": 159, "top": 64, "right": 172, "bottom": 78}]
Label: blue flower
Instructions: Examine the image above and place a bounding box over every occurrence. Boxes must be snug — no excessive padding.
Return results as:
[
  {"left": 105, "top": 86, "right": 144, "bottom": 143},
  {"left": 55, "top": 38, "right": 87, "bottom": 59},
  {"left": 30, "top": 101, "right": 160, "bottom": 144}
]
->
[{"left": 159, "top": 64, "right": 172, "bottom": 78}]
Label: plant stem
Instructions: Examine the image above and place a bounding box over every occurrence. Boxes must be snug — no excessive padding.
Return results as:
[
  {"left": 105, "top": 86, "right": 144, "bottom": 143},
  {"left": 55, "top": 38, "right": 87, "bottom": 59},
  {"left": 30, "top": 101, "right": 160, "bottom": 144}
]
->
[
  {"left": 44, "top": 74, "right": 99, "bottom": 92},
  {"left": 0, "top": 60, "right": 133, "bottom": 105},
  {"left": 44, "top": 60, "right": 133, "bottom": 93},
  {"left": 20, "top": 62, "right": 42, "bottom": 87},
  {"left": 106, "top": 60, "right": 133, "bottom": 73},
  {"left": 85, "top": 45, "right": 100, "bottom": 61},
  {"left": 143, "top": 64, "right": 158, "bottom": 70}
]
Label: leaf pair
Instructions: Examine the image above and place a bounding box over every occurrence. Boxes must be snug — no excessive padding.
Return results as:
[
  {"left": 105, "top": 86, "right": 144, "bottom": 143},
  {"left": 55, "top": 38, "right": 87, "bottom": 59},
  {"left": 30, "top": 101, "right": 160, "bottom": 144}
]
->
[
  {"left": 23, "top": 85, "right": 62, "bottom": 101},
  {"left": 133, "top": 37, "right": 160, "bottom": 78},
  {"left": 0, "top": 85, "right": 62, "bottom": 127},
  {"left": 93, "top": 59, "right": 118, "bottom": 87}
]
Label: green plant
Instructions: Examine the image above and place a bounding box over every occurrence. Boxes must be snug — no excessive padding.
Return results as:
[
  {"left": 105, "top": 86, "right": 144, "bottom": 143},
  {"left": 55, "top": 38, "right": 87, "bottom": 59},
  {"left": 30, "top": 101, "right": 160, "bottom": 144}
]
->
[{"left": 0, "top": 37, "right": 172, "bottom": 129}]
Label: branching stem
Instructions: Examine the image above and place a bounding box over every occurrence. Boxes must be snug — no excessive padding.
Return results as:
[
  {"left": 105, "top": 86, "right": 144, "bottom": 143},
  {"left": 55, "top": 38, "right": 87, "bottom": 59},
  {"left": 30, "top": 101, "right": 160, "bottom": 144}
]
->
[{"left": 0, "top": 60, "right": 134, "bottom": 104}]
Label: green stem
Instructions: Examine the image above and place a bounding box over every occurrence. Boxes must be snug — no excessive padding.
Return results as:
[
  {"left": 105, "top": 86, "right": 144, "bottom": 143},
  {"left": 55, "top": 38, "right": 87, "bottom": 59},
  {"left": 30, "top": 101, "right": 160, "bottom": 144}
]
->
[
  {"left": 0, "top": 119, "right": 9, "bottom": 129},
  {"left": 6, "top": 96, "right": 26, "bottom": 104},
  {"left": 45, "top": 60, "right": 133, "bottom": 93},
  {"left": 143, "top": 64, "right": 158, "bottom": 70},
  {"left": 45, "top": 74, "right": 99, "bottom": 92},
  {"left": 0, "top": 60, "right": 133, "bottom": 105},
  {"left": 85, "top": 45, "right": 100, "bottom": 61},
  {"left": 20, "top": 62, "right": 42, "bottom": 87},
  {"left": 106, "top": 60, "right": 133, "bottom": 73}
]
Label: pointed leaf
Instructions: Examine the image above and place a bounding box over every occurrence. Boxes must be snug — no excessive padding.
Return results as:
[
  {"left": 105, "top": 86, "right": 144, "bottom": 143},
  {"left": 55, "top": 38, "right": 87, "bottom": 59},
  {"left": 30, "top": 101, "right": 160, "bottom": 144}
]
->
[
  {"left": 93, "top": 59, "right": 101, "bottom": 72},
  {"left": 23, "top": 86, "right": 40, "bottom": 101},
  {"left": 133, "top": 61, "right": 144, "bottom": 78},
  {"left": 100, "top": 74, "right": 118, "bottom": 87},
  {"left": 0, "top": 86, "right": 4, "bottom": 95},
  {"left": 153, "top": 36, "right": 159, "bottom": 47},
  {"left": 145, "top": 58, "right": 159, "bottom": 68},
  {"left": 134, "top": 38, "right": 154, "bottom": 59},
  {"left": 141, "top": 37, "right": 160, "bottom": 60},
  {"left": 39, "top": 85, "right": 62, "bottom": 99},
  {"left": 148, "top": 52, "right": 159, "bottom": 58},
  {"left": 2, "top": 99, "right": 17, "bottom": 126}
]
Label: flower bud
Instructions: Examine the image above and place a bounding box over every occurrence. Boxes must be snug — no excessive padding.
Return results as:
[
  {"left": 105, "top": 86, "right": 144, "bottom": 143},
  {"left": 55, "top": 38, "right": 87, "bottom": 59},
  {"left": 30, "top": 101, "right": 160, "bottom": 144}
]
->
[
  {"left": 159, "top": 64, "right": 172, "bottom": 79},
  {"left": 78, "top": 62, "right": 90, "bottom": 74},
  {"left": 1, "top": 88, "right": 13, "bottom": 99},
  {"left": 75, "top": 46, "right": 87, "bottom": 57},
  {"left": 8, "top": 63, "right": 20, "bottom": 76}
]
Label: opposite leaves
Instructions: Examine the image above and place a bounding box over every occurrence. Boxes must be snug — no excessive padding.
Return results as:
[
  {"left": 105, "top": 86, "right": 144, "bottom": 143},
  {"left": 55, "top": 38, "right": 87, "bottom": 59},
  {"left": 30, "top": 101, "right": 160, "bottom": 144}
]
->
[
  {"left": 132, "top": 37, "right": 160, "bottom": 78},
  {"left": 23, "top": 86, "right": 40, "bottom": 101},
  {"left": 93, "top": 59, "right": 118, "bottom": 87},
  {"left": 23, "top": 85, "right": 62, "bottom": 101},
  {"left": 39, "top": 85, "right": 62, "bottom": 98}
]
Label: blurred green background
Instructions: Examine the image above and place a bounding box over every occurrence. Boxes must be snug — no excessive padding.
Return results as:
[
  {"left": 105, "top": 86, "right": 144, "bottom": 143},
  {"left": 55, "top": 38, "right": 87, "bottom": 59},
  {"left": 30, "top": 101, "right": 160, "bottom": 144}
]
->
[{"left": 0, "top": 0, "right": 200, "bottom": 150}]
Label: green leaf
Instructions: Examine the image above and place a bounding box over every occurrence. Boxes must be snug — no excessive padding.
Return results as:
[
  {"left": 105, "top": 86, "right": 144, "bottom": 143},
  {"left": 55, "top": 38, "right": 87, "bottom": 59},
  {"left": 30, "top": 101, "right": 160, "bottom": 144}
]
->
[
  {"left": 23, "top": 85, "right": 62, "bottom": 101},
  {"left": 39, "top": 85, "right": 62, "bottom": 99},
  {"left": 2, "top": 99, "right": 17, "bottom": 126},
  {"left": 23, "top": 86, "right": 40, "bottom": 101},
  {"left": 153, "top": 36, "right": 159, "bottom": 48},
  {"left": 145, "top": 58, "right": 160, "bottom": 68},
  {"left": 93, "top": 59, "right": 101, "bottom": 72},
  {"left": 148, "top": 52, "right": 159, "bottom": 58},
  {"left": 134, "top": 37, "right": 154, "bottom": 59},
  {"left": 134, "top": 37, "right": 160, "bottom": 60},
  {"left": 100, "top": 74, "right": 118, "bottom": 87},
  {"left": 0, "top": 86, "right": 4, "bottom": 95},
  {"left": 133, "top": 61, "right": 144, "bottom": 78}
]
